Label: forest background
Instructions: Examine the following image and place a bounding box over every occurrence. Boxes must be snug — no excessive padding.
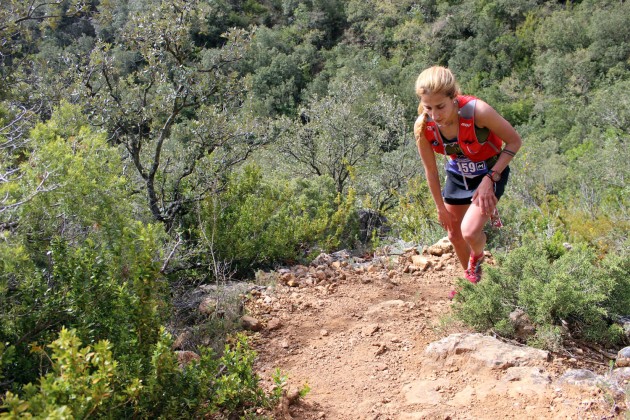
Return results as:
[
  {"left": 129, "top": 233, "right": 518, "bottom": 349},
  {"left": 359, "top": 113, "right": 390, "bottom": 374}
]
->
[{"left": 0, "top": 0, "right": 629, "bottom": 417}]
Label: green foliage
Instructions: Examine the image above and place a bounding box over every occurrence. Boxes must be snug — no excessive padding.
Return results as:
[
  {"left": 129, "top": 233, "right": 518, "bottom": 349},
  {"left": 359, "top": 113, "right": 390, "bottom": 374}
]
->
[
  {"left": 0, "top": 104, "right": 330, "bottom": 416},
  {"left": 135, "top": 331, "right": 270, "bottom": 419},
  {"left": 533, "top": 1, "right": 630, "bottom": 95},
  {"left": 10, "top": 0, "right": 275, "bottom": 230},
  {"left": 0, "top": 104, "right": 282, "bottom": 418},
  {"left": 0, "top": 342, "right": 15, "bottom": 385},
  {"left": 0, "top": 222, "right": 167, "bottom": 386},
  {"left": 201, "top": 165, "right": 358, "bottom": 273},
  {"left": 1, "top": 328, "right": 135, "bottom": 419},
  {"left": 526, "top": 325, "right": 564, "bottom": 353},
  {"left": 277, "top": 76, "right": 407, "bottom": 196},
  {"left": 2, "top": 102, "right": 134, "bottom": 253},
  {"left": 452, "top": 275, "right": 510, "bottom": 333},
  {"left": 386, "top": 175, "right": 443, "bottom": 246},
  {"left": 270, "top": 367, "right": 310, "bottom": 405},
  {"left": 0, "top": 104, "right": 168, "bottom": 386},
  {"left": 602, "top": 250, "right": 630, "bottom": 318},
  {"left": 244, "top": 26, "right": 320, "bottom": 116},
  {"left": 346, "top": 0, "right": 415, "bottom": 55},
  {"left": 3, "top": 0, "right": 630, "bottom": 416},
  {"left": 1, "top": 329, "right": 279, "bottom": 419},
  {"left": 454, "top": 241, "right": 630, "bottom": 348},
  {"left": 324, "top": 186, "right": 359, "bottom": 251}
]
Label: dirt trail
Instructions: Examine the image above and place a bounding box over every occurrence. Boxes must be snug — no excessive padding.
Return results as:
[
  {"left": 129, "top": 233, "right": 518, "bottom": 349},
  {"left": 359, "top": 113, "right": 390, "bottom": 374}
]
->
[{"left": 246, "top": 250, "right": 625, "bottom": 419}]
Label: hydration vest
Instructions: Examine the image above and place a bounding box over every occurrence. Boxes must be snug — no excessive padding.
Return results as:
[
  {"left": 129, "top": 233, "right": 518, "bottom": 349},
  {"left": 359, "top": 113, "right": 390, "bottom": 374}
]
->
[{"left": 424, "top": 95, "right": 502, "bottom": 163}]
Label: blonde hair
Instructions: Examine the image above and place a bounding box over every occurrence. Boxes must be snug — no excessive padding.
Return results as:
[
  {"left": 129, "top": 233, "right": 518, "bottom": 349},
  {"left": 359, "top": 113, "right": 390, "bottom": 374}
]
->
[
  {"left": 414, "top": 66, "right": 460, "bottom": 102},
  {"left": 414, "top": 113, "right": 426, "bottom": 149},
  {"left": 413, "top": 66, "right": 460, "bottom": 146}
]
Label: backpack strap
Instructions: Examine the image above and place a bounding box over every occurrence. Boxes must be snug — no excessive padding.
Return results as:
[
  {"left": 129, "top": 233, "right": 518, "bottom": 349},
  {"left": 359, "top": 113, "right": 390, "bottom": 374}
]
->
[{"left": 458, "top": 98, "right": 476, "bottom": 119}]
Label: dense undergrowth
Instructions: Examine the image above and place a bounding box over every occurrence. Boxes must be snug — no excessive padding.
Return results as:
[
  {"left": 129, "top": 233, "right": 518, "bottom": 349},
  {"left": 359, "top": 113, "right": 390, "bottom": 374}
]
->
[{"left": 453, "top": 241, "right": 630, "bottom": 350}]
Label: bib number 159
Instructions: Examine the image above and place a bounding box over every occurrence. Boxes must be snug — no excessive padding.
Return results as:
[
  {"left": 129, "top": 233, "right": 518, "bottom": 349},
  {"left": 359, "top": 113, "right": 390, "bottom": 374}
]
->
[{"left": 458, "top": 159, "right": 487, "bottom": 176}]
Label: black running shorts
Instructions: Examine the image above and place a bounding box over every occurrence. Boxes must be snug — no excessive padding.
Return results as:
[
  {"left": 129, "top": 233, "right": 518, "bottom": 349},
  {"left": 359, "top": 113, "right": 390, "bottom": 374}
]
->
[{"left": 442, "top": 166, "right": 510, "bottom": 205}]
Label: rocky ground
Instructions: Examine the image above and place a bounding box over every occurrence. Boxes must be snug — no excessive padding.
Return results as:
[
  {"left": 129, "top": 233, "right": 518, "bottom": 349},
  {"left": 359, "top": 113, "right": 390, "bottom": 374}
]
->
[{"left": 241, "top": 241, "right": 629, "bottom": 419}]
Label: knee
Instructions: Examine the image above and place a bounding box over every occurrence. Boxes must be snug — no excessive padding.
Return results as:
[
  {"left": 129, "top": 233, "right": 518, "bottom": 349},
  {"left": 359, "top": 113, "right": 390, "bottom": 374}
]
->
[
  {"left": 461, "top": 225, "right": 482, "bottom": 243},
  {"left": 446, "top": 228, "right": 465, "bottom": 244}
]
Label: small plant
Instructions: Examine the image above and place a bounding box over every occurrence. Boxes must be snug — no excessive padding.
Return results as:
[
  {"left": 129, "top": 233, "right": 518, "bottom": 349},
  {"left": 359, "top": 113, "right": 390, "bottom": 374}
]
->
[
  {"left": 270, "top": 368, "right": 310, "bottom": 406},
  {"left": 386, "top": 176, "right": 442, "bottom": 245},
  {"left": 431, "top": 313, "right": 466, "bottom": 336},
  {"left": 1, "top": 329, "right": 282, "bottom": 419},
  {"left": 526, "top": 325, "right": 563, "bottom": 352},
  {"left": 199, "top": 166, "right": 359, "bottom": 274}
]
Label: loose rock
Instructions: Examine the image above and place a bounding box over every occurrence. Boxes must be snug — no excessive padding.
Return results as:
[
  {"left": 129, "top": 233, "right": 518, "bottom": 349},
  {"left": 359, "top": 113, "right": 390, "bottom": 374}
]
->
[
  {"left": 424, "top": 333, "right": 549, "bottom": 370},
  {"left": 556, "top": 369, "right": 603, "bottom": 387},
  {"left": 198, "top": 296, "right": 216, "bottom": 316},
  {"left": 411, "top": 255, "right": 432, "bottom": 271},
  {"left": 267, "top": 318, "right": 282, "bottom": 331},
  {"left": 616, "top": 346, "right": 630, "bottom": 367},
  {"left": 427, "top": 237, "right": 453, "bottom": 256},
  {"left": 242, "top": 315, "right": 262, "bottom": 331}
]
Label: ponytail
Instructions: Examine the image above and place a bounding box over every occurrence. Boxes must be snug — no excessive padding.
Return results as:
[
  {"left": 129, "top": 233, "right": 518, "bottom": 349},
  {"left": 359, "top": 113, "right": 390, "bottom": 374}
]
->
[{"left": 414, "top": 112, "right": 428, "bottom": 151}]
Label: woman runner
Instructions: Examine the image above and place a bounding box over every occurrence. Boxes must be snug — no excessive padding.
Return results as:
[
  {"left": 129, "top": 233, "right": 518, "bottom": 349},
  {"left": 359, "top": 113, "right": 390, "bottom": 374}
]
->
[{"left": 413, "top": 66, "right": 522, "bottom": 295}]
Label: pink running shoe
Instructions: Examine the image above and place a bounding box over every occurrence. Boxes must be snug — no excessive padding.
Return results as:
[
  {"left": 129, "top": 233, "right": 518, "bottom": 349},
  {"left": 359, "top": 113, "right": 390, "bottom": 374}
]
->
[{"left": 464, "top": 252, "right": 485, "bottom": 283}]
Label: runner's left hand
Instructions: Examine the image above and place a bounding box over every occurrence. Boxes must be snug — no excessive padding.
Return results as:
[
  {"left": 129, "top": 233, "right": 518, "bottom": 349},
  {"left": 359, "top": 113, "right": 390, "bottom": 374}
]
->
[{"left": 472, "top": 177, "right": 497, "bottom": 216}]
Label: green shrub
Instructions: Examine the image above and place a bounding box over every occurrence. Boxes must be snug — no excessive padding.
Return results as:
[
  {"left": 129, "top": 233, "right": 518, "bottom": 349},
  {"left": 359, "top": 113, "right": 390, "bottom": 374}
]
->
[
  {"left": 0, "top": 105, "right": 279, "bottom": 418},
  {"left": 200, "top": 165, "right": 359, "bottom": 273},
  {"left": 386, "top": 175, "right": 442, "bottom": 245},
  {"left": 602, "top": 249, "right": 630, "bottom": 318},
  {"left": 454, "top": 241, "right": 630, "bottom": 348},
  {"left": 1, "top": 327, "right": 138, "bottom": 419},
  {"left": 452, "top": 277, "right": 512, "bottom": 333},
  {"left": 526, "top": 325, "right": 564, "bottom": 353},
  {"left": 135, "top": 331, "right": 271, "bottom": 419},
  {"left": 0, "top": 221, "right": 168, "bottom": 388},
  {"left": 0, "top": 104, "right": 169, "bottom": 387},
  {"left": 1, "top": 329, "right": 280, "bottom": 419}
]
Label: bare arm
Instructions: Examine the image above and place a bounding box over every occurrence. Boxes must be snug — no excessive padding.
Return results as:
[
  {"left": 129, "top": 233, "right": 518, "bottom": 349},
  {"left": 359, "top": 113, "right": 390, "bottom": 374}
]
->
[
  {"left": 472, "top": 100, "right": 523, "bottom": 215},
  {"left": 474, "top": 99, "right": 522, "bottom": 174},
  {"left": 414, "top": 114, "right": 456, "bottom": 229}
]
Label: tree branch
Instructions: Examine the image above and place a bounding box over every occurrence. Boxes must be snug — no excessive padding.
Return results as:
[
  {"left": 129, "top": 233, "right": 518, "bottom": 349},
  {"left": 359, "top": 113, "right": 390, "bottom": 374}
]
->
[
  {"left": 0, "top": 170, "right": 56, "bottom": 213},
  {"left": 161, "top": 232, "right": 183, "bottom": 274}
]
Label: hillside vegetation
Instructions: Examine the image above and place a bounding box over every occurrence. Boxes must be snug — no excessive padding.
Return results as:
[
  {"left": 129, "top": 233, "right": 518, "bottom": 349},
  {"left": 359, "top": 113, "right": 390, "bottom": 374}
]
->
[{"left": 0, "top": 0, "right": 628, "bottom": 417}]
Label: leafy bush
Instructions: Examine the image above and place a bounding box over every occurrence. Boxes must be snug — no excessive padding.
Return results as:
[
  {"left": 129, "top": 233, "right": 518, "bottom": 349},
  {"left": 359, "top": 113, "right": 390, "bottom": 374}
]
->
[
  {"left": 1, "top": 328, "right": 136, "bottom": 419},
  {"left": 386, "top": 175, "right": 442, "bottom": 245},
  {"left": 0, "top": 104, "right": 165, "bottom": 389},
  {"left": 0, "top": 104, "right": 168, "bottom": 387},
  {"left": 135, "top": 331, "right": 272, "bottom": 419},
  {"left": 453, "top": 241, "right": 630, "bottom": 348},
  {"left": 1, "top": 329, "right": 282, "bottom": 419},
  {"left": 0, "top": 224, "right": 167, "bottom": 387},
  {"left": 200, "top": 165, "right": 359, "bottom": 273}
]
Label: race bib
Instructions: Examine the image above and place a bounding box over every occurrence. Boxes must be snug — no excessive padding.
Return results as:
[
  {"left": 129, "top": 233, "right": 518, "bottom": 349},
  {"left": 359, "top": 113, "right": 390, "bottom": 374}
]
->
[{"left": 446, "top": 157, "right": 487, "bottom": 176}]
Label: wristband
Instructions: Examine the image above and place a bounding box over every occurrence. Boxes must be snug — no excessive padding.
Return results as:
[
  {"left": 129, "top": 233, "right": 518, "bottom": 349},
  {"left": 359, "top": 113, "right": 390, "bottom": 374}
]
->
[{"left": 486, "top": 170, "right": 501, "bottom": 182}]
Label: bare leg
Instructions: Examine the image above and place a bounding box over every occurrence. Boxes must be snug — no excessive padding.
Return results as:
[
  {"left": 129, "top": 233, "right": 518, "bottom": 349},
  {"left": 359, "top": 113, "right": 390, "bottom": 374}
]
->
[
  {"left": 461, "top": 203, "right": 492, "bottom": 257},
  {"left": 444, "top": 203, "right": 471, "bottom": 270}
]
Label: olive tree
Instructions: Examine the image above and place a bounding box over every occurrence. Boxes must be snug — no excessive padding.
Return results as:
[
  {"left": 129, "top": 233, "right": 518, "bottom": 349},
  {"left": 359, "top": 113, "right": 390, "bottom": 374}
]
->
[
  {"left": 278, "top": 76, "right": 408, "bottom": 197},
  {"left": 65, "top": 0, "right": 274, "bottom": 231}
]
